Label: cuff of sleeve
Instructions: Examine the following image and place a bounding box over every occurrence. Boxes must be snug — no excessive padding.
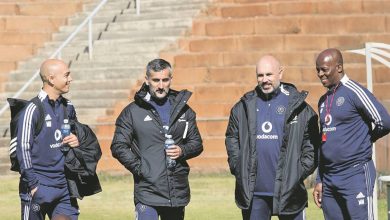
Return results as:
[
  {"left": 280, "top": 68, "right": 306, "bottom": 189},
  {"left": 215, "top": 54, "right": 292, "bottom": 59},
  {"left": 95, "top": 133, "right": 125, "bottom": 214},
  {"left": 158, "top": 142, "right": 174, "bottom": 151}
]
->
[
  {"left": 178, "top": 146, "right": 186, "bottom": 159},
  {"left": 24, "top": 170, "right": 39, "bottom": 189},
  {"left": 315, "top": 171, "right": 322, "bottom": 184},
  {"left": 29, "top": 181, "right": 39, "bottom": 190}
]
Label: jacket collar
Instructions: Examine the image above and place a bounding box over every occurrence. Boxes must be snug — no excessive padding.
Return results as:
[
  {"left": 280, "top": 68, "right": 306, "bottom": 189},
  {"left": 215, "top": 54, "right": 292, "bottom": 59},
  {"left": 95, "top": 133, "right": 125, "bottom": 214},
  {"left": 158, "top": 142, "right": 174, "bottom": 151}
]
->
[
  {"left": 134, "top": 83, "right": 192, "bottom": 125},
  {"left": 38, "top": 89, "right": 67, "bottom": 106},
  {"left": 241, "top": 82, "right": 308, "bottom": 121}
]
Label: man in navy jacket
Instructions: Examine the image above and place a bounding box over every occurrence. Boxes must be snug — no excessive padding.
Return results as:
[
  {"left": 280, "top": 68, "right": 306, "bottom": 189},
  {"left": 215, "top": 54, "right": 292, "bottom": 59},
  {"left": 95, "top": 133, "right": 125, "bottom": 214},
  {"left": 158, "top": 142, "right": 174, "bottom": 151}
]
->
[
  {"left": 313, "top": 48, "right": 390, "bottom": 219},
  {"left": 16, "top": 59, "right": 81, "bottom": 220}
]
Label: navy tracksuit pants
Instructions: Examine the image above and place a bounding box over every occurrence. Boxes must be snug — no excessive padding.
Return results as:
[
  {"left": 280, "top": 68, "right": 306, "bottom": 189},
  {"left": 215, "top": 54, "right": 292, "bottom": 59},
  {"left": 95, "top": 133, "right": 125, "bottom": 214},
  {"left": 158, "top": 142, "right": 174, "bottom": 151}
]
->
[
  {"left": 242, "top": 196, "right": 305, "bottom": 220},
  {"left": 20, "top": 182, "right": 79, "bottom": 220},
  {"left": 322, "top": 160, "right": 375, "bottom": 220}
]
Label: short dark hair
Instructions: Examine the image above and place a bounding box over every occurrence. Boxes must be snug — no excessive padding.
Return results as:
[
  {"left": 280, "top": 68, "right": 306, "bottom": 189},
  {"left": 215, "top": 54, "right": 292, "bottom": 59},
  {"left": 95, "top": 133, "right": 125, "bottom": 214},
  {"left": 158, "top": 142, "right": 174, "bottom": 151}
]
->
[{"left": 146, "top": 59, "right": 172, "bottom": 77}]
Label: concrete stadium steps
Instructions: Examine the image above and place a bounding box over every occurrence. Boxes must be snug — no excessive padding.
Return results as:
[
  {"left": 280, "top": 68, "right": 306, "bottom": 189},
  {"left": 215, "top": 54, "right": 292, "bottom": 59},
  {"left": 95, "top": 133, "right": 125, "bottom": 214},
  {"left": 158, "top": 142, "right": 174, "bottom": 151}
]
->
[
  {"left": 100, "top": 28, "right": 188, "bottom": 40},
  {"left": 106, "top": 18, "right": 194, "bottom": 32},
  {"left": 157, "top": 0, "right": 390, "bottom": 174},
  {"left": 173, "top": 64, "right": 390, "bottom": 85},
  {"left": 17, "top": 52, "right": 157, "bottom": 71},
  {"left": 9, "top": 67, "right": 143, "bottom": 81},
  {"left": 191, "top": 14, "right": 390, "bottom": 37},
  {"left": 179, "top": 34, "right": 390, "bottom": 52},
  {"left": 0, "top": 0, "right": 92, "bottom": 83},
  {"left": 0, "top": 1, "right": 87, "bottom": 16},
  {"left": 0, "top": 32, "right": 52, "bottom": 46},
  {"left": 4, "top": 78, "right": 136, "bottom": 93},
  {"left": 42, "top": 37, "right": 178, "bottom": 51},
  {"left": 82, "top": 0, "right": 208, "bottom": 12},
  {"left": 0, "top": 0, "right": 211, "bottom": 174},
  {"left": 208, "top": 0, "right": 390, "bottom": 18},
  {"left": 60, "top": 1, "right": 210, "bottom": 32},
  {"left": 1, "top": 16, "right": 66, "bottom": 33},
  {"left": 0, "top": 108, "right": 112, "bottom": 127},
  {"left": 69, "top": 9, "right": 201, "bottom": 25},
  {"left": 52, "top": 26, "right": 188, "bottom": 42},
  {"left": 170, "top": 51, "right": 369, "bottom": 68},
  {"left": 0, "top": 110, "right": 111, "bottom": 136}
]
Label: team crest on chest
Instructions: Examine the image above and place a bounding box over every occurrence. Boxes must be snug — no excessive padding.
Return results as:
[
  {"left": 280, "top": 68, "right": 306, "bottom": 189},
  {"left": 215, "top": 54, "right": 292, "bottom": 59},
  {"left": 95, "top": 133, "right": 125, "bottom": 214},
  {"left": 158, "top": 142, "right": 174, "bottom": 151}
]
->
[
  {"left": 336, "top": 97, "right": 345, "bottom": 106},
  {"left": 276, "top": 105, "right": 286, "bottom": 114}
]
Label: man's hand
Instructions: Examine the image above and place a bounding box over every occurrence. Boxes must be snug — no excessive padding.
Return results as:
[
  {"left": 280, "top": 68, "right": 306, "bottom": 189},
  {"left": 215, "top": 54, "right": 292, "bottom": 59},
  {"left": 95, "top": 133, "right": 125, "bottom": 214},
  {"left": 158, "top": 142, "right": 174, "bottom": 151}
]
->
[
  {"left": 31, "top": 186, "right": 38, "bottom": 196},
  {"left": 165, "top": 145, "right": 182, "bottom": 159},
  {"left": 313, "top": 182, "right": 323, "bottom": 208},
  {"left": 62, "top": 133, "right": 79, "bottom": 148}
]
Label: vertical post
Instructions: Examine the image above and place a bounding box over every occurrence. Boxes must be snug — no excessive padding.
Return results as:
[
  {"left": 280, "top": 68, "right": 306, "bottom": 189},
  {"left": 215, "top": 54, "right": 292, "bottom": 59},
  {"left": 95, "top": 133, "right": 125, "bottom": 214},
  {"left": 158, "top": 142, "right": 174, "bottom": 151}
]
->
[
  {"left": 365, "top": 43, "right": 373, "bottom": 92},
  {"left": 136, "top": 0, "right": 140, "bottom": 15},
  {"left": 366, "top": 42, "right": 378, "bottom": 220},
  {"left": 88, "top": 19, "right": 93, "bottom": 60},
  {"left": 387, "top": 183, "right": 390, "bottom": 220}
]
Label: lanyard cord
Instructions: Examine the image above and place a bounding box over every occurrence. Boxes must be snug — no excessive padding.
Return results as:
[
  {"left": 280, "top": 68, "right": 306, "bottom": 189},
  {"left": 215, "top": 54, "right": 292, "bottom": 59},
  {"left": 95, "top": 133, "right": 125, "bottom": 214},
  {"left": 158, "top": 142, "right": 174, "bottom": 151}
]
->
[{"left": 325, "top": 83, "right": 340, "bottom": 121}]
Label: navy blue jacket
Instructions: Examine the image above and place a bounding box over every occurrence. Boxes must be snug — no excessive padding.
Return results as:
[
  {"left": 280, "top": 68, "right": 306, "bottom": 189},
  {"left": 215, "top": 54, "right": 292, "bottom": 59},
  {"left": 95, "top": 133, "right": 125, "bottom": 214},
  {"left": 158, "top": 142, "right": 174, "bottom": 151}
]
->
[
  {"left": 318, "top": 75, "right": 390, "bottom": 177},
  {"left": 16, "top": 90, "right": 76, "bottom": 190}
]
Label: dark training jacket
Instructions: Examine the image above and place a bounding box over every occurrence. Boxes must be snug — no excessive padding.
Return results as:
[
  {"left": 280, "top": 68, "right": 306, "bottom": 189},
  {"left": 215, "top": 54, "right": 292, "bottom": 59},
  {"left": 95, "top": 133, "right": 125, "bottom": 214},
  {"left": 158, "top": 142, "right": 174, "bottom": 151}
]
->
[
  {"left": 225, "top": 83, "right": 320, "bottom": 215},
  {"left": 111, "top": 83, "right": 203, "bottom": 207},
  {"left": 65, "top": 119, "right": 102, "bottom": 200}
]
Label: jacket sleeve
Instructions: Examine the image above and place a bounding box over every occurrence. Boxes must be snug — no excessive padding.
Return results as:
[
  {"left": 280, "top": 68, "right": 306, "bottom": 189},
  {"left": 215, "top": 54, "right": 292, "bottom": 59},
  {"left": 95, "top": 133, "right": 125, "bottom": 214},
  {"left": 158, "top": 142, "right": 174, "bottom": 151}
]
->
[
  {"left": 225, "top": 103, "right": 241, "bottom": 175},
  {"left": 110, "top": 107, "right": 142, "bottom": 176},
  {"left": 300, "top": 106, "right": 320, "bottom": 180},
  {"left": 16, "top": 103, "right": 39, "bottom": 189},
  {"left": 352, "top": 86, "right": 390, "bottom": 142},
  {"left": 67, "top": 100, "right": 78, "bottom": 121},
  {"left": 179, "top": 108, "right": 203, "bottom": 160}
]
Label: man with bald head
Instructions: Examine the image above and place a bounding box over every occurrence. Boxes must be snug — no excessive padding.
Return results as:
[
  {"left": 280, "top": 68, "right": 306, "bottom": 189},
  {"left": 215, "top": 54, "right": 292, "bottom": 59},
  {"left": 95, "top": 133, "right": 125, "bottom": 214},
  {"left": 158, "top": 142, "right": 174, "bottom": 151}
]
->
[
  {"left": 16, "top": 59, "right": 80, "bottom": 219},
  {"left": 313, "top": 48, "right": 390, "bottom": 219},
  {"left": 226, "top": 55, "right": 320, "bottom": 219}
]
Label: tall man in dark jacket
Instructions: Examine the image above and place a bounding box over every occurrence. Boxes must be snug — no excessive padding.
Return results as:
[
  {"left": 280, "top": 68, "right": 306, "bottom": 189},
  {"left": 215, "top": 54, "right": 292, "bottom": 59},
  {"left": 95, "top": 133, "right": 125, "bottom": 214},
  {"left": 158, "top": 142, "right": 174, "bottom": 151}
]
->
[
  {"left": 226, "top": 55, "right": 320, "bottom": 220},
  {"left": 111, "top": 58, "right": 203, "bottom": 220}
]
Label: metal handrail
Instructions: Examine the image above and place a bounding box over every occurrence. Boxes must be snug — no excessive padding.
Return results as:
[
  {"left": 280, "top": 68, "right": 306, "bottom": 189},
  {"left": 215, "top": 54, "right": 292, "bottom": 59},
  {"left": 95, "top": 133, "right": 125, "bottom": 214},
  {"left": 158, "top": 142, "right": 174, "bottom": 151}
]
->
[
  {"left": 136, "top": 0, "right": 141, "bottom": 15},
  {"left": 0, "top": 0, "right": 109, "bottom": 117}
]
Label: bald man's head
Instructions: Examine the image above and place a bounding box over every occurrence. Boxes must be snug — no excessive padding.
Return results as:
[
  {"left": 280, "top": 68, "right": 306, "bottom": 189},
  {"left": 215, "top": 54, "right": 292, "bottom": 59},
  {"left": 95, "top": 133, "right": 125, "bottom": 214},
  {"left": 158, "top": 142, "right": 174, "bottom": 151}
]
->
[
  {"left": 39, "top": 59, "right": 68, "bottom": 83},
  {"left": 316, "top": 48, "right": 344, "bottom": 88},
  {"left": 39, "top": 59, "right": 72, "bottom": 97},
  {"left": 317, "top": 48, "right": 343, "bottom": 67},
  {"left": 256, "top": 55, "right": 284, "bottom": 94}
]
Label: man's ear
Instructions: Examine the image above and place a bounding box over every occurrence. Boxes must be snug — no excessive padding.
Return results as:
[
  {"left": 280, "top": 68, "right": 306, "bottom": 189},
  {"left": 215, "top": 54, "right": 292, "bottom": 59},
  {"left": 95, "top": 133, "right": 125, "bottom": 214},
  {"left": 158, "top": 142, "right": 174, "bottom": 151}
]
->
[
  {"left": 279, "top": 66, "right": 284, "bottom": 80},
  {"left": 336, "top": 64, "right": 343, "bottom": 73},
  {"left": 47, "top": 74, "right": 55, "bottom": 86},
  {"left": 145, "top": 76, "right": 149, "bottom": 85}
]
